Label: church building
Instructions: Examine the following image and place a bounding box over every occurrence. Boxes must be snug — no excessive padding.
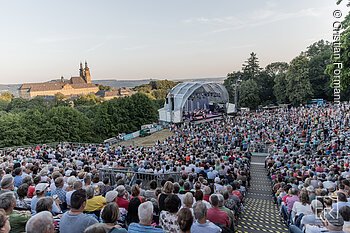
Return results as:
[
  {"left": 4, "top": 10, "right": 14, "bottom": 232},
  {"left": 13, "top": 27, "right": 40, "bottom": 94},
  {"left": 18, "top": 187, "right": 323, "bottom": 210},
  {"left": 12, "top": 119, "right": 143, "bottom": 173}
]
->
[{"left": 18, "top": 62, "right": 99, "bottom": 99}]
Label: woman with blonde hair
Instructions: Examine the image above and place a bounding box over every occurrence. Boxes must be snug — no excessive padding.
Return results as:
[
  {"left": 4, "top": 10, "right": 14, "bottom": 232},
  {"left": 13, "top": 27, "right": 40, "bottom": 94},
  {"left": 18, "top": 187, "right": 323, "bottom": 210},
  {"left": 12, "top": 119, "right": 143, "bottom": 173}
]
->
[{"left": 182, "top": 192, "right": 194, "bottom": 216}]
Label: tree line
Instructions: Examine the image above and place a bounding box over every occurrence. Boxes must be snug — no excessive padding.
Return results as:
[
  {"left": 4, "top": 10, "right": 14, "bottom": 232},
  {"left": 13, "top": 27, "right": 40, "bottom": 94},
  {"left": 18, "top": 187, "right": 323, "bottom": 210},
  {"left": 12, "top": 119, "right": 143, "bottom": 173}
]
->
[
  {"left": 0, "top": 93, "right": 159, "bottom": 147},
  {"left": 224, "top": 39, "right": 348, "bottom": 109}
]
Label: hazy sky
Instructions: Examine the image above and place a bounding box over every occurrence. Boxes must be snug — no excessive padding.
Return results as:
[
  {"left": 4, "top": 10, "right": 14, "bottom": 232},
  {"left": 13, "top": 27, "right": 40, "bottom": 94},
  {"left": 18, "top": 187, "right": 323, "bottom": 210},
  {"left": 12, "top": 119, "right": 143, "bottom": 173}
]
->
[{"left": 0, "top": 0, "right": 348, "bottom": 84}]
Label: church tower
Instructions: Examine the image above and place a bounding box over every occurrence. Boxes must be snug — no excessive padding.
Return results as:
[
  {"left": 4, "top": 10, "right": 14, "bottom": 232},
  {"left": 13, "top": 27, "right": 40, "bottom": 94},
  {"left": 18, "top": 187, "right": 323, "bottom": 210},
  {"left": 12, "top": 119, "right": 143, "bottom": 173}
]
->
[
  {"left": 79, "top": 62, "right": 84, "bottom": 78},
  {"left": 84, "top": 61, "right": 92, "bottom": 84}
]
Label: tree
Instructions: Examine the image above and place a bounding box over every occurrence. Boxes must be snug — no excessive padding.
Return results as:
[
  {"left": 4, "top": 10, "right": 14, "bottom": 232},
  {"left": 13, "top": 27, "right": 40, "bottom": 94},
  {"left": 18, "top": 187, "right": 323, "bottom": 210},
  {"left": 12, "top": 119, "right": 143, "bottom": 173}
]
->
[
  {"left": 224, "top": 71, "right": 245, "bottom": 102},
  {"left": 273, "top": 73, "right": 288, "bottom": 104},
  {"left": 0, "top": 113, "right": 27, "bottom": 147},
  {"left": 306, "top": 40, "right": 332, "bottom": 100},
  {"left": 286, "top": 54, "right": 313, "bottom": 105},
  {"left": 242, "top": 52, "right": 262, "bottom": 79},
  {"left": 74, "top": 93, "right": 102, "bottom": 106},
  {"left": 265, "top": 62, "right": 289, "bottom": 77},
  {"left": 239, "top": 79, "right": 261, "bottom": 109},
  {"left": 265, "top": 62, "right": 289, "bottom": 104},
  {"left": 99, "top": 85, "right": 112, "bottom": 91},
  {"left": 41, "top": 106, "right": 93, "bottom": 143},
  {"left": 256, "top": 71, "right": 276, "bottom": 105}
]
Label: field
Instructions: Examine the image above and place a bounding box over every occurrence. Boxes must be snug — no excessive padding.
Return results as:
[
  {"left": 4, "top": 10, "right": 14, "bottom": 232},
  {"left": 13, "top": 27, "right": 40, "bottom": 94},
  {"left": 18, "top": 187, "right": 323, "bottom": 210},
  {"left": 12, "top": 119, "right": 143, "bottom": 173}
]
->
[{"left": 117, "top": 129, "right": 174, "bottom": 147}]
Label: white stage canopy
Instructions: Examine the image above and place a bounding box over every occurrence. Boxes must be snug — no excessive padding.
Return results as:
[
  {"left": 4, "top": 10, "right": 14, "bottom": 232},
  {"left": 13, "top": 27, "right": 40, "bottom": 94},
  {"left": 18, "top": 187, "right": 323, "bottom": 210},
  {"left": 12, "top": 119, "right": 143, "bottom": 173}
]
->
[{"left": 158, "top": 82, "right": 234, "bottom": 123}]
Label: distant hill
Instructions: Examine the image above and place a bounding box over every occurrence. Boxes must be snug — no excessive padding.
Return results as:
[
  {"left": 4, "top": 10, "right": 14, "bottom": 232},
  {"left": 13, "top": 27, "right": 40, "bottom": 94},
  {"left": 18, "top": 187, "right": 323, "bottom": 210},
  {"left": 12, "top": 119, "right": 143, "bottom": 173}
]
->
[{"left": 0, "top": 77, "right": 225, "bottom": 97}]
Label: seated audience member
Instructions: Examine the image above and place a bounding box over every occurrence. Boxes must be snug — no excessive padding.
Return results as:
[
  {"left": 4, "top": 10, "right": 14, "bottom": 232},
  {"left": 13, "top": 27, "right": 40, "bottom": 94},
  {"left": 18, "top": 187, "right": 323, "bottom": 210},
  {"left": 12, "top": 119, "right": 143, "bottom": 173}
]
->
[
  {"left": 51, "top": 177, "right": 67, "bottom": 211},
  {"left": 16, "top": 184, "right": 30, "bottom": 210},
  {"left": 84, "top": 186, "right": 106, "bottom": 218},
  {"left": 0, "top": 209, "right": 10, "bottom": 233},
  {"left": 100, "top": 203, "right": 127, "bottom": 233},
  {"left": 116, "top": 186, "right": 130, "bottom": 211},
  {"left": 31, "top": 183, "right": 61, "bottom": 215},
  {"left": 66, "top": 180, "right": 82, "bottom": 207},
  {"left": 305, "top": 209, "right": 344, "bottom": 233},
  {"left": 177, "top": 207, "right": 193, "bottom": 233},
  {"left": 0, "top": 175, "right": 15, "bottom": 196},
  {"left": 144, "top": 180, "right": 157, "bottom": 201},
  {"left": 300, "top": 199, "right": 324, "bottom": 229},
  {"left": 339, "top": 206, "right": 350, "bottom": 233},
  {"left": 333, "top": 192, "right": 350, "bottom": 211},
  {"left": 84, "top": 223, "right": 109, "bottom": 233},
  {"left": 159, "top": 194, "right": 181, "bottom": 232},
  {"left": 126, "top": 188, "right": 142, "bottom": 225},
  {"left": 36, "top": 197, "right": 61, "bottom": 231},
  {"left": 207, "top": 194, "right": 230, "bottom": 227},
  {"left": 158, "top": 181, "right": 174, "bottom": 212},
  {"left": 60, "top": 189, "right": 99, "bottom": 233},
  {"left": 0, "top": 192, "right": 30, "bottom": 233},
  {"left": 25, "top": 211, "right": 55, "bottom": 233},
  {"left": 291, "top": 191, "right": 313, "bottom": 223},
  {"left": 191, "top": 201, "right": 222, "bottom": 233},
  {"left": 128, "top": 201, "right": 165, "bottom": 233}
]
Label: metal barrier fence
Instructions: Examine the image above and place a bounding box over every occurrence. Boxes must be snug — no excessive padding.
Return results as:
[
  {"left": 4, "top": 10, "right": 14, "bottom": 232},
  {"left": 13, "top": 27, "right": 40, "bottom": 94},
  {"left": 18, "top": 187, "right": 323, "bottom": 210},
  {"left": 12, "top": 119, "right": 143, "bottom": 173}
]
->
[
  {"left": 248, "top": 143, "right": 270, "bottom": 154},
  {"left": 0, "top": 141, "right": 103, "bottom": 153},
  {"left": 98, "top": 168, "right": 181, "bottom": 188}
]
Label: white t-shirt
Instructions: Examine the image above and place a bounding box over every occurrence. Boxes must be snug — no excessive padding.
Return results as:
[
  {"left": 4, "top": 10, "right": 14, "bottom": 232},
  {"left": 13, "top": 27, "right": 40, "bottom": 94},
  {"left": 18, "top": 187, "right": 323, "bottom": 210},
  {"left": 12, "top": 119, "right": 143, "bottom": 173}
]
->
[{"left": 292, "top": 202, "right": 313, "bottom": 216}]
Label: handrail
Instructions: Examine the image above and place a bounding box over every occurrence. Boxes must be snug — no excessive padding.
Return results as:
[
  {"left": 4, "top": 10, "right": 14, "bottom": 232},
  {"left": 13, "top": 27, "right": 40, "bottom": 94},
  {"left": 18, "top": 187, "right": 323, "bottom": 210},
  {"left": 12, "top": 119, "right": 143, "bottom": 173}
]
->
[{"left": 98, "top": 167, "right": 181, "bottom": 188}]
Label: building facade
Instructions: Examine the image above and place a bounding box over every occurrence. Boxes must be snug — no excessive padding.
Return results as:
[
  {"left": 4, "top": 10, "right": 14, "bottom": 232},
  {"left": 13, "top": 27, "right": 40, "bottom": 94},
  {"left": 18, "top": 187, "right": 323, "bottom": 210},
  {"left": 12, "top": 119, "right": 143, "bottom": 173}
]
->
[{"left": 18, "top": 62, "right": 99, "bottom": 99}]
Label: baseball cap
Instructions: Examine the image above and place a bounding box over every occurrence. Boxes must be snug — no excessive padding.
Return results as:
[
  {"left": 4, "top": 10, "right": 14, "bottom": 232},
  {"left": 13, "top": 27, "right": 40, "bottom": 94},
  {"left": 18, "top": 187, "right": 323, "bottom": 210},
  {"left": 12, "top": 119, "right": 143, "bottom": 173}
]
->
[
  {"left": 105, "top": 190, "right": 119, "bottom": 203},
  {"left": 35, "top": 183, "right": 49, "bottom": 193}
]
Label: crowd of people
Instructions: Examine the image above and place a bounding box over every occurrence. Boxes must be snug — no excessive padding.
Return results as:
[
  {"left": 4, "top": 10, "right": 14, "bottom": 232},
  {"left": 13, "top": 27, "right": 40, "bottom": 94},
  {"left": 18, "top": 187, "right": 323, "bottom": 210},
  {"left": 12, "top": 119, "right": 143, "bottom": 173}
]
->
[
  {"left": 266, "top": 103, "right": 350, "bottom": 233},
  {"left": 0, "top": 110, "right": 255, "bottom": 233},
  {"left": 0, "top": 102, "right": 348, "bottom": 233}
]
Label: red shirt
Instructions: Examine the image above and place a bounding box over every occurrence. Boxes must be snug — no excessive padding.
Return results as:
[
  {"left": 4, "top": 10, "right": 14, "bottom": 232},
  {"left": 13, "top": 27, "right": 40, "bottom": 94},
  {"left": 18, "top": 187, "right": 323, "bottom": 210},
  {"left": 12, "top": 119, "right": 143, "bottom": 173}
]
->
[
  {"left": 203, "top": 194, "right": 210, "bottom": 202},
  {"left": 207, "top": 207, "right": 230, "bottom": 227},
  {"left": 232, "top": 190, "right": 242, "bottom": 200},
  {"left": 116, "top": 197, "right": 129, "bottom": 210},
  {"left": 27, "top": 185, "right": 35, "bottom": 198}
]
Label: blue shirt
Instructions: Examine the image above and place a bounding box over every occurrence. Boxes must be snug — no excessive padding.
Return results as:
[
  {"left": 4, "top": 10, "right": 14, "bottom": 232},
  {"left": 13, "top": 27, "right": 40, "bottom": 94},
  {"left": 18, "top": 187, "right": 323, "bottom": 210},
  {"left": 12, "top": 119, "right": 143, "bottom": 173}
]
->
[
  {"left": 191, "top": 220, "right": 222, "bottom": 233},
  {"left": 14, "top": 175, "right": 23, "bottom": 188},
  {"left": 31, "top": 196, "right": 61, "bottom": 215},
  {"left": 127, "top": 223, "right": 165, "bottom": 233}
]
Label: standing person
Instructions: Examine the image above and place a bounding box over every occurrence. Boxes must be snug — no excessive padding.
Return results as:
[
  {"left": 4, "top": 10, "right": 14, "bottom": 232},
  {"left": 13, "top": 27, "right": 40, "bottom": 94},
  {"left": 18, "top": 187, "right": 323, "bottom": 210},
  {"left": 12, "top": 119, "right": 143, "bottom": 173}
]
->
[{"left": 60, "top": 189, "right": 98, "bottom": 233}]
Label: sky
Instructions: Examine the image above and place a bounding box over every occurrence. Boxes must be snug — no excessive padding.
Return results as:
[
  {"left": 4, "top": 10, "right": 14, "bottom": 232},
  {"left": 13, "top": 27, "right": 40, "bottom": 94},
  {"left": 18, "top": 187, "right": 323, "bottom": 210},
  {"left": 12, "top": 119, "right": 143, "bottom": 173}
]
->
[{"left": 0, "top": 0, "right": 348, "bottom": 84}]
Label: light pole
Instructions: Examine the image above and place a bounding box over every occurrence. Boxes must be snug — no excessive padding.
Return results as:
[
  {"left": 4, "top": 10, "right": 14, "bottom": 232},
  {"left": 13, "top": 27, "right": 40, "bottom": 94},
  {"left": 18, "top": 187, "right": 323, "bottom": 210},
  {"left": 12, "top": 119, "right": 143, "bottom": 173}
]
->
[{"left": 234, "top": 79, "right": 242, "bottom": 111}]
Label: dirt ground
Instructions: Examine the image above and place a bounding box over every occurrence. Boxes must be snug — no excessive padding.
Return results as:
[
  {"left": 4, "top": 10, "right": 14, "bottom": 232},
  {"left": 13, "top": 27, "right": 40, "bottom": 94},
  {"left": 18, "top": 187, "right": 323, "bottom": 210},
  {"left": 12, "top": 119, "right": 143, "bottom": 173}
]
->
[{"left": 116, "top": 129, "right": 174, "bottom": 147}]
